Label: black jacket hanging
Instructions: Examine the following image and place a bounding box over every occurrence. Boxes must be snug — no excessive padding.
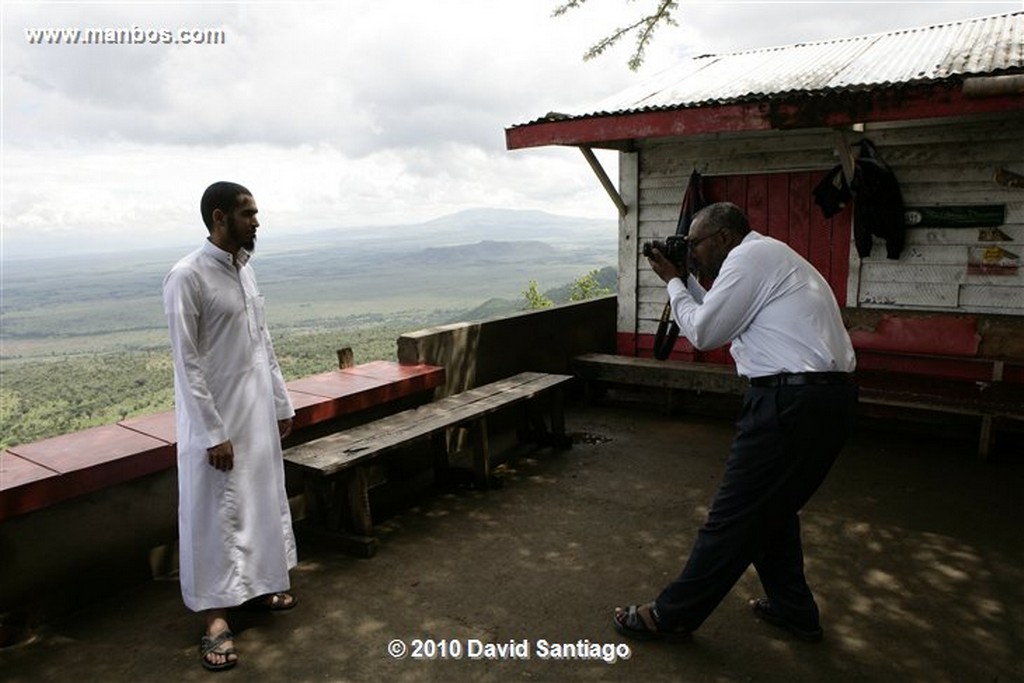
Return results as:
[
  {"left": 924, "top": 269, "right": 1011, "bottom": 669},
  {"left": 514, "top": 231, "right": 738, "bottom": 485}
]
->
[{"left": 813, "top": 138, "right": 905, "bottom": 260}]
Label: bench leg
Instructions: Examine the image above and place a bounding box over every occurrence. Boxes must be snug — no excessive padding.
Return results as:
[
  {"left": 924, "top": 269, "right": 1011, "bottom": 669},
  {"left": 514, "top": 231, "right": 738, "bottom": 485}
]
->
[
  {"left": 471, "top": 417, "right": 491, "bottom": 489},
  {"left": 527, "top": 390, "right": 572, "bottom": 450},
  {"left": 302, "top": 474, "right": 340, "bottom": 529},
  {"left": 336, "top": 467, "right": 378, "bottom": 558},
  {"left": 345, "top": 466, "right": 372, "bottom": 535},
  {"left": 978, "top": 415, "right": 993, "bottom": 461},
  {"left": 548, "top": 387, "right": 572, "bottom": 450},
  {"left": 300, "top": 472, "right": 378, "bottom": 558},
  {"left": 581, "top": 378, "right": 607, "bottom": 405},
  {"left": 431, "top": 428, "right": 450, "bottom": 473}
]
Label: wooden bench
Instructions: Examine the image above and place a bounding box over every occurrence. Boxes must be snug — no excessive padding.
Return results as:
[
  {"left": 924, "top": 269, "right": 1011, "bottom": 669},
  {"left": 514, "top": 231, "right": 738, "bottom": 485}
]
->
[
  {"left": 284, "top": 371, "right": 574, "bottom": 556},
  {"left": 848, "top": 314, "right": 1024, "bottom": 458},
  {"left": 572, "top": 352, "right": 1024, "bottom": 459},
  {"left": 856, "top": 369, "right": 1024, "bottom": 459},
  {"left": 572, "top": 352, "right": 748, "bottom": 410}
]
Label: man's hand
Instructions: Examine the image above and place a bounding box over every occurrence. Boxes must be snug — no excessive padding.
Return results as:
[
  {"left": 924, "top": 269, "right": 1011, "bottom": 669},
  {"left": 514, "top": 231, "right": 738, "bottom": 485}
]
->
[
  {"left": 278, "top": 418, "right": 293, "bottom": 441},
  {"left": 207, "top": 440, "right": 234, "bottom": 471},
  {"left": 647, "top": 248, "right": 683, "bottom": 284}
]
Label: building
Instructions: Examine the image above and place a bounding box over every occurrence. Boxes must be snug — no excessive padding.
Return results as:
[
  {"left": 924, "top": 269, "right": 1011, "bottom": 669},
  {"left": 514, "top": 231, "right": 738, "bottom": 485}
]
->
[{"left": 506, "top": 12, "right": 1024, "bottom": 378}]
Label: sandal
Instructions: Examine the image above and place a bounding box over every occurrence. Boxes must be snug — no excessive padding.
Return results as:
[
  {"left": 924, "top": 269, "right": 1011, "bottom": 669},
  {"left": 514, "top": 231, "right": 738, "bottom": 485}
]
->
[
  {"left": 750, "top": 598, "right": 823, "bottom": 642},
  {"left": 240, "top": 592, "right": 297, "bottom": 612},
  {"left": 613, "top": 603, "right": 692, "bottom": 642},
  {"left": 199, "top": 629, "right": 237, "bottom": 672}
]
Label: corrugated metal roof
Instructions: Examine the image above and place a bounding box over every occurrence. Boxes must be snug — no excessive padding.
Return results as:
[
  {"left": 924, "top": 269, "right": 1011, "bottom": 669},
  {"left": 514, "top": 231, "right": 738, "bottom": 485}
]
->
[{"left": 578, "top": 12, "right": 1024, "bottom": 118}]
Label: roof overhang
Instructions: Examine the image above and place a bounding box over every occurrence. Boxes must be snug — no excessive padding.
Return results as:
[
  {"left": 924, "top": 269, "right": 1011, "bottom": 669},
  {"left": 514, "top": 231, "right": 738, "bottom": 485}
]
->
[{"left": 505, "top": 78, "right": 1024, "bottom": 151}]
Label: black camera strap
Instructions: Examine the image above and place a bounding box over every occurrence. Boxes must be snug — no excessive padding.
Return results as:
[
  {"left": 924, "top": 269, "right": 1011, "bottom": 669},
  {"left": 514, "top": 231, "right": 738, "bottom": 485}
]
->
[{"left": 653, "top": 169, "right": 704, "bottom": 360}]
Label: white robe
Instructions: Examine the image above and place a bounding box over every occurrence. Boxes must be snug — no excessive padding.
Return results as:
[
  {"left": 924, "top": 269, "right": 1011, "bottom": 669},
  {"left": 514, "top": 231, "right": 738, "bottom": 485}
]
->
[{"left": 163, "top": 240, "right": 296, "bottom": 612}]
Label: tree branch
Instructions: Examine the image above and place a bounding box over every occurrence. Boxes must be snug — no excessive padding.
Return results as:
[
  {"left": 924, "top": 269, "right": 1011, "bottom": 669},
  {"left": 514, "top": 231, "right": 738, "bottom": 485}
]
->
[{"left": 554, "top": 0, "right": 679, "bottom": 71}]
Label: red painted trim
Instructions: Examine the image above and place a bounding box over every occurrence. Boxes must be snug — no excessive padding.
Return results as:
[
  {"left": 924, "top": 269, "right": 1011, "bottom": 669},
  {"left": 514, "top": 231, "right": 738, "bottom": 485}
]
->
[
  {"left": 615, "top": 332, "right": 638, "bottom": 356},
  {"left": 507, "top": 102, "right": 773, "bottom": 149},
  {"left": 854, "top": 351, "right": 996, "bottom": 382},
  {"left": 618, "top": 332, "right": 735, "bottom": 365},
  {"left": 849, "top": 315, "right": 981, "bottom": 356},
  {"left": 505, "top": 83, "right": 1024, "bottom": 150}
]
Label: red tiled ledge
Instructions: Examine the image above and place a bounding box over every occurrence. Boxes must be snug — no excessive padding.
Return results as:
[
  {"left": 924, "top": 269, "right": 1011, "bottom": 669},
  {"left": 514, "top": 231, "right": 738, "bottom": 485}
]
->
[{"left": 0, "top": 362, "right": 444, "bottom": 521}]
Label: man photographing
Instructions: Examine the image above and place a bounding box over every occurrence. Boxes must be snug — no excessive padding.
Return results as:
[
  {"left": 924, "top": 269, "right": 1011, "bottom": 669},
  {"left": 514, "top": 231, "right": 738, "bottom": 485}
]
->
[{"left": 614, "top": 201, "right": 858, "bottom": 643}]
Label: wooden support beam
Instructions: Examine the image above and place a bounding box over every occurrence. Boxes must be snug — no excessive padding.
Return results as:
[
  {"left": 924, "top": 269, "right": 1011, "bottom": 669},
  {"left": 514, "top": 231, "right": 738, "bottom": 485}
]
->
[{"left": 580, "top": 146, "right": 628, "bottom": 218}]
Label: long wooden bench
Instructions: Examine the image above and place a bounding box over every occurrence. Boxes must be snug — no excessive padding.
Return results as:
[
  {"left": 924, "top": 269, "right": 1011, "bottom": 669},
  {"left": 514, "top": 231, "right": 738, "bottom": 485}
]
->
[
  {"left": 855, "top": 369, "right": 1024, "bottom": 459},
  {"left": 572, "top": 352, "right": 1024, "bottom": 459},
  {"left": 284, "top": 371, "right": 574, "bottom": 556},
  {"left": 573, "top": 353, "right": 748, "bottom": 396}
]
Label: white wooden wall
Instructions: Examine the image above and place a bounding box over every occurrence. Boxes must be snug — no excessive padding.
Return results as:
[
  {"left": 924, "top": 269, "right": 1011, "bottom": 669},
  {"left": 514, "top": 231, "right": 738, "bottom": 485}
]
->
[
  {"left": 849, "top": 112, "right": 1024, "bottom": 315},
  {"left": 618, "top": 110, "right": 1024, "bottom": 342}
]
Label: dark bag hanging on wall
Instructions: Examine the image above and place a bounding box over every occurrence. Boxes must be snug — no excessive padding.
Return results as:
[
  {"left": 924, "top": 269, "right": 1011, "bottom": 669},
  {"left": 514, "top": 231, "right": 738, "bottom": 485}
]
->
[{"left": 653, "top": 168, "right": 705, "bottom": 360}]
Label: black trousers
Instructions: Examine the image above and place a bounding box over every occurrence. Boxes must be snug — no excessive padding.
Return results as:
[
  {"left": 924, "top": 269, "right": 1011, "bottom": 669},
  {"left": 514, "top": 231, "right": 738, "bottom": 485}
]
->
[{"left": 654, "top": 382, "right": 858, "bottom": 631}]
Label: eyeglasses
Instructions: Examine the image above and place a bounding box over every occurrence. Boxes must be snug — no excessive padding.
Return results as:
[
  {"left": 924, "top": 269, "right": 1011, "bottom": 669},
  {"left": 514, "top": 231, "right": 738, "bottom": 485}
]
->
[{"left": 684, "top": 228, "right": 724, "bottom": 248}]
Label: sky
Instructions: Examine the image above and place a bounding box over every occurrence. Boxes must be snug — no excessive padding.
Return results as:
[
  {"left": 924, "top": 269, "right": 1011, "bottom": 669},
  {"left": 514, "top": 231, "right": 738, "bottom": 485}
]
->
[{"left": 2, "top": 0, "right": 1020, "bottom": 257}]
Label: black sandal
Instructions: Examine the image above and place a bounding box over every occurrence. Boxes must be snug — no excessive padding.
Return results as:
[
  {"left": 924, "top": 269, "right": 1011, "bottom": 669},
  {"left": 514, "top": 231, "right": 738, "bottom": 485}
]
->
[
  {"left": 199, "top": 629, "right": 237, "bottom": 672},
  {"left": 613, "top": 604, "right": 692, "bottom": 642},
  {"left": 750, "top": 598, "right": 823, "bottom": 642}
]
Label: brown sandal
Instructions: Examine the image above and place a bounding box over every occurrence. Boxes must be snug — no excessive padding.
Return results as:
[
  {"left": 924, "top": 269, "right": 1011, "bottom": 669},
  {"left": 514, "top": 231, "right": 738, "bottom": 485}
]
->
[{"left": 240, "top": 592, "right": 297, "bottom": 612}]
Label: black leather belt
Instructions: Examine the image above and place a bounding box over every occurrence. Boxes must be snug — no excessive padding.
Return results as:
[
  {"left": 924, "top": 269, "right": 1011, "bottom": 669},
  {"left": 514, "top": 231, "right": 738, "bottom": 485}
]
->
[{"left": 748, "top": 372, "right": 853, "bottom": 388}]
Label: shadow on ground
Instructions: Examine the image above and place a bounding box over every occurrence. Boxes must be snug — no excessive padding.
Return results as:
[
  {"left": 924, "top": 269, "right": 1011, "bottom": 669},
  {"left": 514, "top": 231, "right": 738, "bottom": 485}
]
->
[{"left": 1, "top": 402, "right": 1021, "bottom": 682}]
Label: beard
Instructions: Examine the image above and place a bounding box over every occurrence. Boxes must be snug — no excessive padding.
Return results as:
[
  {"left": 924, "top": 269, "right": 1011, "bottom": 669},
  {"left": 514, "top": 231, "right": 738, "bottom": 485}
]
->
[{"left": 226, "top": 214, "right": 256, "bottom": 251}]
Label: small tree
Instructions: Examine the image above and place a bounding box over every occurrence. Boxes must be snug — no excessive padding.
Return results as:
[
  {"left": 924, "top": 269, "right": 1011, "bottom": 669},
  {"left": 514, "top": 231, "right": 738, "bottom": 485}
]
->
[
  {"left": 569, "top": 269, "right": 613, "bottom": 302},
  {"left": 523, "top": 280, "right": 554, "bottom": 310}
]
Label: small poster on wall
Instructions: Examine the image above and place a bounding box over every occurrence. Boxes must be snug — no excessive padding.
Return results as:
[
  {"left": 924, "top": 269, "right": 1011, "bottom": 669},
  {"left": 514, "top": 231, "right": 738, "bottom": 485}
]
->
[{"left": 967, "top": 246, "right": 1020, "bottom": 276}]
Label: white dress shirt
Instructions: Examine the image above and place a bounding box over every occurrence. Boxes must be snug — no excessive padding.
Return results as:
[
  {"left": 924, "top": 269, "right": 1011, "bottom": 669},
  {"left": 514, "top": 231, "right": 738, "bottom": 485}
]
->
[{"left": 666, "top": 231, "right": 856, "bottom": 379}]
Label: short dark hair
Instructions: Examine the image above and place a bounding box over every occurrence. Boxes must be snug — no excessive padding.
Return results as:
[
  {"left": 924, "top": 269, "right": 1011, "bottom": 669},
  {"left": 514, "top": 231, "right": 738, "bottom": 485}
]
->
[
  {"left": 200, "top": 181, "right": 252, "bottom": 230},
  {"left": 695, "top": 202, "right": 751, "bottom": 237}
]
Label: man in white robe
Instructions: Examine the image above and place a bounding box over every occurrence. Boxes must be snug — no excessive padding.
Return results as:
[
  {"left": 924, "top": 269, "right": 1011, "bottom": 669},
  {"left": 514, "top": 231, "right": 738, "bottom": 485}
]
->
[{"left": 163, "top": 181, "right": 297, "bottom": 671}]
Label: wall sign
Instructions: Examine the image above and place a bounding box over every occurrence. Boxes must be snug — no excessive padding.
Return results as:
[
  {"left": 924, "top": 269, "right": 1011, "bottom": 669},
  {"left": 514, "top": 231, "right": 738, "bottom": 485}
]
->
[{"left": 904, "top": 205, "right": 1005, "bottom": 228}]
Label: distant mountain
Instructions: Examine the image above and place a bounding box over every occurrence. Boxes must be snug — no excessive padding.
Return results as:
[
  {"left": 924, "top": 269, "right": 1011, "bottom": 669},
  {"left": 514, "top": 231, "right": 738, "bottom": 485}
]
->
[
  {"left": 1, "top": 207, "right": 617, "bottom": 261},
  {"left": 401, "top": 240, "right": 557, "bottom": 265},
  {"left": 273, "top": 207, "right": 617, "bottom": 252},
  {"left": 417, "top": 208, "right": 615, "bottom": 239}
]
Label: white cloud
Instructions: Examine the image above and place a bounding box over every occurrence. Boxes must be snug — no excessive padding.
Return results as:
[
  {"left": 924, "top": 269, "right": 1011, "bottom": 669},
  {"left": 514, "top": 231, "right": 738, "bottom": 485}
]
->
[{"left": 2, "top": 0, "right": 1020, "bottom": 257}]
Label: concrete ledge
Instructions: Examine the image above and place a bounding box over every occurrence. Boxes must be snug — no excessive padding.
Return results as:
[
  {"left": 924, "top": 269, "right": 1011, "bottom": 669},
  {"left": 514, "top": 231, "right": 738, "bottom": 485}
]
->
[
  {"left": 3, "top": 425, "right": 175, "bottom": 521},
  {"left": 397, "top": 296, "right": 616, "bottom": 396},
  {"left": 0, "top": 362, "right": 444, "bottom": 522}
]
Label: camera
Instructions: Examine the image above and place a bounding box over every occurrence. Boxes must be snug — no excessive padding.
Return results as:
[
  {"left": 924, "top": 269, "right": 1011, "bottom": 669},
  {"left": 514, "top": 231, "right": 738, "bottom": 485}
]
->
[{"left": 642, "top": 234, "right": 688, "bottom": 268}]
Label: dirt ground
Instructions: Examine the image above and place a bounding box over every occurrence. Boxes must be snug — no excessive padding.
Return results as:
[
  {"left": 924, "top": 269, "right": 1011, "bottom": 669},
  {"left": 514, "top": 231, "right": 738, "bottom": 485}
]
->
[{"left": 1, "top": 400, "right": 1022, "bottom": 682}]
